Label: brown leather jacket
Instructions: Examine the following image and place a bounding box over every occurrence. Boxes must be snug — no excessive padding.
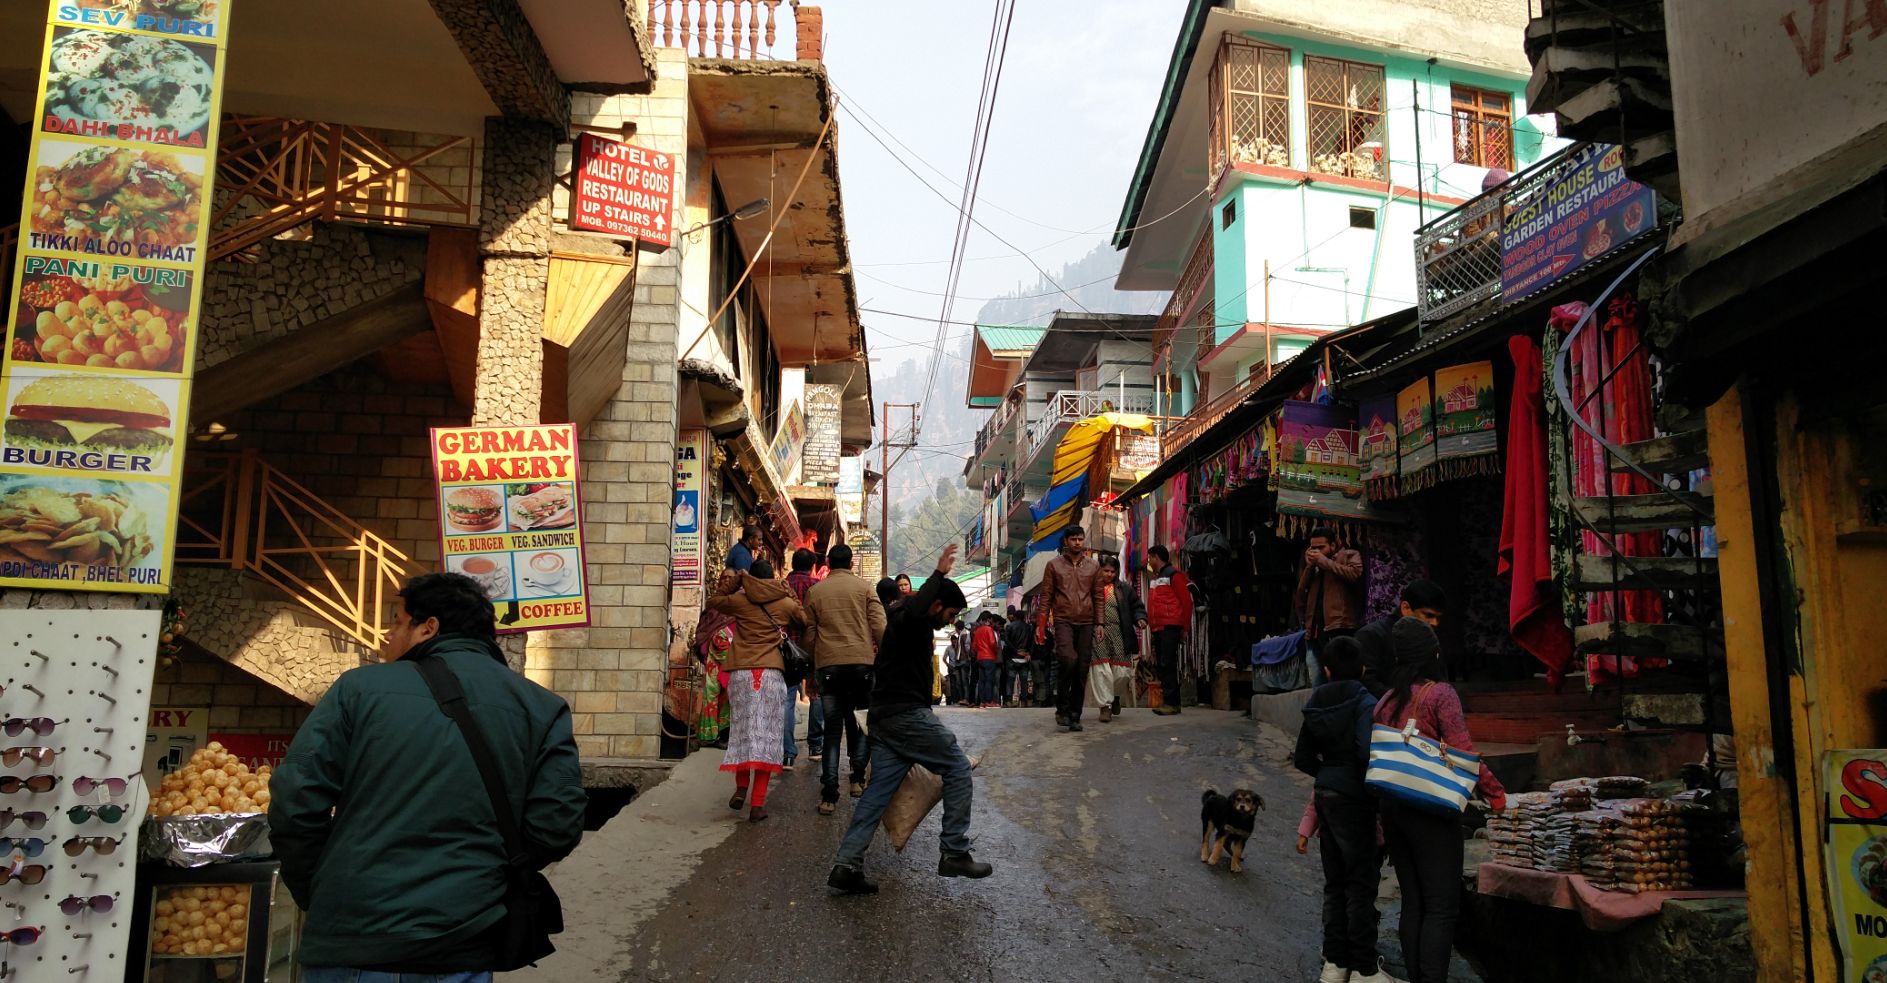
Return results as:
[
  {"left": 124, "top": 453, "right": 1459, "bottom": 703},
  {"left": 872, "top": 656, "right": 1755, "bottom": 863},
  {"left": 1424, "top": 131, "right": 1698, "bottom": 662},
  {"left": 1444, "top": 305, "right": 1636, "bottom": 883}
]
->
[
  {"left": 708, "top": 573, "right": 807, "bottom": 672},
  {"left": 1035, "top": 551, "right": 1107, "bottom": 631},
  {"left": 1295, "top": 547, "right": 1364, "bottom": 638},
  {"left": 804, "top": 569, "right": 885, "bottom": 668}
]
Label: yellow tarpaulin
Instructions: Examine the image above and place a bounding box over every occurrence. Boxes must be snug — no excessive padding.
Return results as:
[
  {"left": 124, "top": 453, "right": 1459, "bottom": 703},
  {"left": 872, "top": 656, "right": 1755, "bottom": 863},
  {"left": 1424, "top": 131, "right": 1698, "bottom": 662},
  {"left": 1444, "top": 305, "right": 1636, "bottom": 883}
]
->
[{"left": 1027, "top": 413, "right": 1153, "bottom": 549}]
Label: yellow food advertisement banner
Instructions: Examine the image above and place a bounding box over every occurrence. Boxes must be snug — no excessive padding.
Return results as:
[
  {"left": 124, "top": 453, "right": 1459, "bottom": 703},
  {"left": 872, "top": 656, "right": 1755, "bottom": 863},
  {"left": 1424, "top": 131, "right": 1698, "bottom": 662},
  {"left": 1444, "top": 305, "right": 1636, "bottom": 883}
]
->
[
  {"left": 430, "top": 424, "right": 590, "bottom": 633},
  {"left": 1826, "top": 749, "right": 1887, "bottom": 982},
  {"left": 0, "top": 0, "right": 231, "bottom": 593}
]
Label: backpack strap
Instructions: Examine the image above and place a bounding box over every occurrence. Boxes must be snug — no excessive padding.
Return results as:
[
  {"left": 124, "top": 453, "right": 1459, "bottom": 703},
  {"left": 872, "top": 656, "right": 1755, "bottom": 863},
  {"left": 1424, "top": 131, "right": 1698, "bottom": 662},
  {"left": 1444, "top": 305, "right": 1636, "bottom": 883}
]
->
[{"left": 412, "top": 656, "right": 528, "bottom": 866}]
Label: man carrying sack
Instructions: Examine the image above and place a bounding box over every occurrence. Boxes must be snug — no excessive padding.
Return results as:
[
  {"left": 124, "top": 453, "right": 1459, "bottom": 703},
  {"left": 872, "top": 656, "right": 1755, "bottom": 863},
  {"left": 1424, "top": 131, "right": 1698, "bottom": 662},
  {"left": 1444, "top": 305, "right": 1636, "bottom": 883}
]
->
[{"left": 828, "top": 544, "right": 993, "bottom": 895}]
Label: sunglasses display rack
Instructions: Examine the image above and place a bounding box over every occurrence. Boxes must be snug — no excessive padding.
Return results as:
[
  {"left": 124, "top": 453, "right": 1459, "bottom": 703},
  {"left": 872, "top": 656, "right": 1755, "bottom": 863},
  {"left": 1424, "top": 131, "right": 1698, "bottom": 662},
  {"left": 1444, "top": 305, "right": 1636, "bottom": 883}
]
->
[{"left": 0, "top": 609, "right": 162, "bottom": 981}]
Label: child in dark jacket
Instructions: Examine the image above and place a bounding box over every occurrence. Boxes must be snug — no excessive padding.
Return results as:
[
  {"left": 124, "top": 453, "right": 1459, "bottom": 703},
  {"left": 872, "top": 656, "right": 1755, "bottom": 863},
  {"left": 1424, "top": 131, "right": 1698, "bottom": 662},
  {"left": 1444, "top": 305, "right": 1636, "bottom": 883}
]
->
[{"left": 1292, "top": 636, "right": 1390, "bottom": 983}]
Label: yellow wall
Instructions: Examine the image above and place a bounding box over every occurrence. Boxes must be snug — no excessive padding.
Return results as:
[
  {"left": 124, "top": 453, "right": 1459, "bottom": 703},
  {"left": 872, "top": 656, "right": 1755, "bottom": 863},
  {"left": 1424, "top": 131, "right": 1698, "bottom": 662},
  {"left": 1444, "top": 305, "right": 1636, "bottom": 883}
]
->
[{"left": 1714, "top": 384, "right": 1887, "bottom": 981}]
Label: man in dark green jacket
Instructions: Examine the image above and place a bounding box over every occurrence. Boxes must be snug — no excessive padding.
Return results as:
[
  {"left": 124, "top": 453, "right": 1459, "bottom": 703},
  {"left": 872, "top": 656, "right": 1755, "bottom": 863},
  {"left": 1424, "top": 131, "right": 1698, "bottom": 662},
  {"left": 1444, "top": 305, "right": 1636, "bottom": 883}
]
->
[{"left": 270, "top": 573, "right": 587, "bottom": 980}]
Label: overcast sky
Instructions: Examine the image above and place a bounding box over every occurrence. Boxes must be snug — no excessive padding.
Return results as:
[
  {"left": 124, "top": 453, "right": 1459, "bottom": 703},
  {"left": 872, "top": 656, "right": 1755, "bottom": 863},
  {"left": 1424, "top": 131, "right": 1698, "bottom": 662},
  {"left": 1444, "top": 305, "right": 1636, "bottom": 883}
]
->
[{"left": 816, "top": 0, "right": 1190, "bottom": 358}]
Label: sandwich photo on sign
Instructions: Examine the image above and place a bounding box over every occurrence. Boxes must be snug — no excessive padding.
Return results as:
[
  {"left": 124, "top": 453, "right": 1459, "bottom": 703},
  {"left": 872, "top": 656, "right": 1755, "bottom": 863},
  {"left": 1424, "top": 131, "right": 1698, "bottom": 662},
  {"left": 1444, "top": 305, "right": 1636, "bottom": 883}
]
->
[
  {"left": 506, "top": 482, "right": 574, "bottom": 532},
  {"left": 1, "top": 371, "right": 178, "bottom": 478},
  {"left": 441, "top": 485, "right": 504, "bottom": 534}
]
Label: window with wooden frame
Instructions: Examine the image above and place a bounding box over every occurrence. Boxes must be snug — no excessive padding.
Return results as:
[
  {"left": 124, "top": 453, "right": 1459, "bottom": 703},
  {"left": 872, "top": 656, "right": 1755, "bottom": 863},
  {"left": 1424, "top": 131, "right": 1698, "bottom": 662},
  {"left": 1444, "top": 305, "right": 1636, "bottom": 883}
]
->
[
  {"left": 1305, "top": 56, "right": 1387, "bottom": 181},
  {"left": 1209, "top": 37, "right": 1291, "bottom": 176},
  {"left": 1451, "top": 85, "right": 1514, "bottom": 170}
]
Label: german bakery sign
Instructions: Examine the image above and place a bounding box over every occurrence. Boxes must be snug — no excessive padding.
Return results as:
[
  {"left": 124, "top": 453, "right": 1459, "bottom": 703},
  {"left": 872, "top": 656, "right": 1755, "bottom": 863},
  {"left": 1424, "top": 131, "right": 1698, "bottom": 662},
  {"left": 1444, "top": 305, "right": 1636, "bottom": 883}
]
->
[{"left": 570, "top": 134, "right": 676, "bottom": 247}]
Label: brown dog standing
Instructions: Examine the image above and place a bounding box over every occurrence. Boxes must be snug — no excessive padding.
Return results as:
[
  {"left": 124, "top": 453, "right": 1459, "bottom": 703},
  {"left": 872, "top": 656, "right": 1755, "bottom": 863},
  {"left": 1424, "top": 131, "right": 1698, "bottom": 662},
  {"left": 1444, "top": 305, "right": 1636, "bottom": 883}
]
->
[{"left": 1199, "top": 788, "right": 1264, "bottom": 873}]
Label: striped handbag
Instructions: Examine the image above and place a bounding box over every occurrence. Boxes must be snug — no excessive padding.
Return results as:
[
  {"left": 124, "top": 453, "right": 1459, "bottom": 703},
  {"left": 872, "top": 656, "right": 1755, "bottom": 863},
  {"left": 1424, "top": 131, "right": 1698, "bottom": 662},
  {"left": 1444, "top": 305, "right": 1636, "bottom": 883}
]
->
[{"left": 1365, "top": 717, "right": 1481, "bottom": 815}]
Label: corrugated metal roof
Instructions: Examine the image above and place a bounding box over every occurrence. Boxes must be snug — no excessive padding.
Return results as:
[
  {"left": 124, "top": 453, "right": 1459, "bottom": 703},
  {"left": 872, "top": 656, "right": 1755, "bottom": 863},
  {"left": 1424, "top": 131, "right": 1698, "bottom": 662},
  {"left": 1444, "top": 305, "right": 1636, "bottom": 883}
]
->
[{"left": 976, "top": 325, "right": 1047, "bottom": 355}]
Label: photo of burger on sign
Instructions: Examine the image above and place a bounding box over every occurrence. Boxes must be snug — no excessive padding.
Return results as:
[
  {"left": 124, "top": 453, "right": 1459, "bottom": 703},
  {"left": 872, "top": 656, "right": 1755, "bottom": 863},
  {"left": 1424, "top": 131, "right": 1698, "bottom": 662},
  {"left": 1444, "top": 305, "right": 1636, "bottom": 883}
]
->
[
  {"left": 1, "top": 370, "right": 179, "bottom": 478},
  {"left": 430, "top": 424, "right": 591, "bottom": 633}
]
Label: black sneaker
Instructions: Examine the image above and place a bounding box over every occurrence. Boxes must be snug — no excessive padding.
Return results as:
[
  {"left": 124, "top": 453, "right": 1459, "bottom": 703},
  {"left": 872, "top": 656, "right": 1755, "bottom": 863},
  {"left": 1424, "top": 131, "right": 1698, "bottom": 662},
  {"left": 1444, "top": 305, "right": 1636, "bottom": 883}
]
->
[
  {"left": 1069, "top": 720, "right": 1084, "bottom": 732},
  {"left": 1111, "top": 698, "right": 1122, "bottom": 715},
  {"left": 1056, "top": 714, "right": 1070, "bottom": 731},
  {"left": 938, "top": 852, "right": 994, "bottom": 879},
  {"left": 828, "top": 864, "right": 879, "bottom": 895}
]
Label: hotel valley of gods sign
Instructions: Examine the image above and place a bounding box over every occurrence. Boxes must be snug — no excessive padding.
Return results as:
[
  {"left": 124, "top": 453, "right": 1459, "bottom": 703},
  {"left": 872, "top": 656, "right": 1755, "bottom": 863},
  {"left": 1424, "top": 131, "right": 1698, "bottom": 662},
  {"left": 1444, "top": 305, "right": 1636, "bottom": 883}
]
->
[
  {"left": 0, "top": 0, "right": 233, "bottom": 593},
  {"left": 430, "top": 424, "right": 591, "bottom": 632},
  {"left": 570, "top": 133, "right": 676, "bottom": 247},
  {"left": 672, "top": 429, "right": 706, "bottom": 587}
]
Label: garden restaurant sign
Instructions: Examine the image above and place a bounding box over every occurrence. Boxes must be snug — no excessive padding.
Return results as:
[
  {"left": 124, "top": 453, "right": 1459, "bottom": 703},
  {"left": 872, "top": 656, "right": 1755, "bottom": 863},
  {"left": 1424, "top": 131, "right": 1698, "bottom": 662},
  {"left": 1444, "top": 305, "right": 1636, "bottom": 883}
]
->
[
  {"left": 0, "top": 0, "right": 233, "bottom": 594},
  {"left": 431, "top": 424, "right": 591, "bottom": 633}
]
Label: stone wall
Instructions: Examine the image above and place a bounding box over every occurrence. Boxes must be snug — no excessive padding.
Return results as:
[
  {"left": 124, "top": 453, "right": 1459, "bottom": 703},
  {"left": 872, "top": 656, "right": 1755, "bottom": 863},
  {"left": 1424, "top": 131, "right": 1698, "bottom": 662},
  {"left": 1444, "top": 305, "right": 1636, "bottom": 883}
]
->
[
  {"left": 152, "top": 645, "right": 317, "bottom": 733},
  {"left": 198, "top": 225, "right": 425, "bottom": 369},
  {"left": 476, "top": 117, "right": 556, "bottom": 427},
  {"left": 525, "top": 47, "right": 692, "bottom": 761}
]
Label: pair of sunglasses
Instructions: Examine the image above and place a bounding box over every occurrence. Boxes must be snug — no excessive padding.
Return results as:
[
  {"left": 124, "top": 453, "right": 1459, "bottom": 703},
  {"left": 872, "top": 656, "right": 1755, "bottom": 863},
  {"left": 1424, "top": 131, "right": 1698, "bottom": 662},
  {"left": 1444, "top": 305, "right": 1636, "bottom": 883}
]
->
[
  {"left": 66, "top": 805, "right": 125, "bottom": 825},
  {"left": 0, "top": 719, "right": 57, "bottom": 738},
  {"left": 0, "top": 810, "right": 46, "bottom": 831},
  {"left": 0, "top": 776, "right": 56, "bottom": 794},
  {"left": 0, "top": 865, "right": 47, "bottom": 885},
  {"left": 71, "top": 777, "right": 126, "bottom": 796},
  {"left": 0, "top": 748, "right": 54, "bottom": 767},
  {"left": 0, "top": 927, "right": 40, "bottom": 945},
  {"left": 62, "top": 836, "right": 120, "bottom": 857},
  {"left": 58, "top": 895, "right": 112, "bottom": 916},
  {"left": 2, "top": 838, "right": 46, "bottom": 858}
]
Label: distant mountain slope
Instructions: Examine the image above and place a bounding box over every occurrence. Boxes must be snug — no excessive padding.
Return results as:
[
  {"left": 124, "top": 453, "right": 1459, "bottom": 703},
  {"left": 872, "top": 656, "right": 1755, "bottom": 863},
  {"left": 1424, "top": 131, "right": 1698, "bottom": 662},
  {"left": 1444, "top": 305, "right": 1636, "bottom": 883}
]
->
[{"left": 868, "top": 243, "right": 1167, "bottom": 572}]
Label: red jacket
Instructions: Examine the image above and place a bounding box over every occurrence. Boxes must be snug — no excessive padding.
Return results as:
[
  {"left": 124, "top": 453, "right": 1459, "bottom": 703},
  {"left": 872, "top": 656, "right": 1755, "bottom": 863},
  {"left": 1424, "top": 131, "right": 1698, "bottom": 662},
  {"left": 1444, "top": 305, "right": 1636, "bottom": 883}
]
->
[
  {"left": 973, "top": 624, "right": 1000, "bottom": 662},
  {"left": 1146, "top": 566, "right": 1194, "bottom": 631}
]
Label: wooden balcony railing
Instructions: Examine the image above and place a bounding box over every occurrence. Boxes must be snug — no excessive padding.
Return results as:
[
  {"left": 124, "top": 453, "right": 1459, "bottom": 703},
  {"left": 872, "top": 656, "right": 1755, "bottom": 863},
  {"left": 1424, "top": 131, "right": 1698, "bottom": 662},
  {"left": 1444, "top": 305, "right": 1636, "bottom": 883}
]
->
[
  {"left": 1209, "top": 36, "right": 1292, "bottom": 179},
  {"left": 2, "top": 114, "right": 478, "bottom": 281},
  {"left": 651, "top": 0, "right": 821, "bottom": 60},
  {"left": 179, "top": 450, "right": 412, "bottom": 652},
  {"left": 1156, "top": 231, "right": 1215, "bottom": 363},
  {"left": 211, "top": 115, "right": 478, "bottom": 260},
  {"left": 1161, "top": 367, "right": 1271, "bottom": 459}
]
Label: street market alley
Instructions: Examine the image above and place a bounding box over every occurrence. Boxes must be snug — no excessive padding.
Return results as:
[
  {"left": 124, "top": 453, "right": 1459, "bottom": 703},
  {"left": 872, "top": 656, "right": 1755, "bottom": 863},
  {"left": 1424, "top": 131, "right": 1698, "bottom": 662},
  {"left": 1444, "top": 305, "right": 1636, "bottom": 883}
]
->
[{"left": 511, "top": 709, "right": 1481, "bottom": 983}]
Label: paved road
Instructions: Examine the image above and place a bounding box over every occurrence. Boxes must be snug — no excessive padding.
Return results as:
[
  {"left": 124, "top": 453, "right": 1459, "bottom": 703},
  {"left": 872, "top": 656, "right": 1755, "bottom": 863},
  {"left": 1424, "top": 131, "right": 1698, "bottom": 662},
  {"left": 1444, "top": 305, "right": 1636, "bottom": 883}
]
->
[{"left": 515, "top": 707, "right": 1484, "bottom": 983}]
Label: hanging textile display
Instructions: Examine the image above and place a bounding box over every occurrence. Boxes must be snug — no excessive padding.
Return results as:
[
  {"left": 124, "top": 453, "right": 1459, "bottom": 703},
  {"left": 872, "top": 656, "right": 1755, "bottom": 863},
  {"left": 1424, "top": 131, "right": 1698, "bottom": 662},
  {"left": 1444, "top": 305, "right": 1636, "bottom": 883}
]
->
[
  {"left": 1498, "top": 334, "right": 1575, "bottom": 688},
  {"left": 1542, "top": 305, "right": 1583, "bottom": 629},
  {"left": 1395, "top": 377, "right": 1438, "bottom": 493},
  {"left": 1432, "top": 360, "right": 1501, "bottom": 480},
  {"left": 1274, "top": 400, "right": 1387, "bottom": 539},
  {"left": 1191, "top": 424, "right": 1270, "bottom": 504},
  {"left": 1359, "top": 394, "right": 1399, "bottom": 500}
]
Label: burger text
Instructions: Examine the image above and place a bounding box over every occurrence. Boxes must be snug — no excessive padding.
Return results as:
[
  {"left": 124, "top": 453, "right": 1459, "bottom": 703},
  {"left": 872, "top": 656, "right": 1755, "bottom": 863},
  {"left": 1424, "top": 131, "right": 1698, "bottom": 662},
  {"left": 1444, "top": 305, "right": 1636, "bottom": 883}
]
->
[
  {"left": 3, "top": 447, "right": 156, "bottom": 473},
  {"left": 436, "top": 455, "right": 573, "bottom": 483}
]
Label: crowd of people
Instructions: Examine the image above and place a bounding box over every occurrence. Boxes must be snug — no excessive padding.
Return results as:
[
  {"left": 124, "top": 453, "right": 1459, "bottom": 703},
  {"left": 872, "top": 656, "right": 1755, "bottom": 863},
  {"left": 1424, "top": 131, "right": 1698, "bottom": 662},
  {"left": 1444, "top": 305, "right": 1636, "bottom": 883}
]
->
[{"left": 696, "top": 520, "right": 1504, "bottom": 981}]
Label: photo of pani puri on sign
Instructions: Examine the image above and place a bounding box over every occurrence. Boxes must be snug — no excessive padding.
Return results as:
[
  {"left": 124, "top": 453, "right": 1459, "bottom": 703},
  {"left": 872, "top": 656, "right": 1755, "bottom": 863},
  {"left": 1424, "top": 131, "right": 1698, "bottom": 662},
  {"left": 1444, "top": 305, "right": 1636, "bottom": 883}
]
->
[
  {"left": 10, "top": 259, "right": 191, "bottom": 373},
  {"left": 0, "top": 475, "right": 159, "bottom": 575},
  {"left": 43, "top": 29, "right": 217, "bottom": 146},
  {"left": 506, "top": 482, "right": 575, "bottom": 532},
  {"left": 2, "top": 371, "right": 177, "bottom": 477},
  {"left": 27, "top": 141, "right": 203, "bottom": 263},
  {"left": 442, "top": 486, "right": 504, "bottom": 534}
]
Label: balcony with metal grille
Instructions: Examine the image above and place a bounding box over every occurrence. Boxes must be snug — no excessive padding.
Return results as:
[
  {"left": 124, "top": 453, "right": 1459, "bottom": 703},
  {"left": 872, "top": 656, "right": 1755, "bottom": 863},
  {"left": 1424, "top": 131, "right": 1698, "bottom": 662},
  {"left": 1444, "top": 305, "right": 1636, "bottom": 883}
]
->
[
  {"left": 1209, "top": 37, "right": 1293, "bottom": 179},
  {"left": 1413, "top": 142, "right": 1605, "bottom": 324}
]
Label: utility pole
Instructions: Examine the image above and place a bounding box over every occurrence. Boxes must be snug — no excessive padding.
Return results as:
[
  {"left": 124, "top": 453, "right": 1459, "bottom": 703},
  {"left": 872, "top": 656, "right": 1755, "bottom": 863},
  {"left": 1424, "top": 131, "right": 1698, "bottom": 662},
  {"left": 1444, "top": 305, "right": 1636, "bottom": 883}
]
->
[{"left": 880, "top": 402, "right": 919, "bottom": 570}]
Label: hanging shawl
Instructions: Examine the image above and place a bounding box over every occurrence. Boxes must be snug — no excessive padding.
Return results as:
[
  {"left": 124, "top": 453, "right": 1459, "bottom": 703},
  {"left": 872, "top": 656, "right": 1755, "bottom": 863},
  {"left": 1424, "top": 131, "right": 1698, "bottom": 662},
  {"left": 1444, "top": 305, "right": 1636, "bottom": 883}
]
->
[
  {"left": 1433, "top": 360, "right": 1501, "bottom": 481},
  {"left": 1275, "top": 400, "right": 1387, "bottom": 540},
  {"left": 1498, "top": 334, "right": 1574, "bottom": 688},
  {"left": 1543, "top": 305, "right": 1583, "bottom": 628},
  {"left": 1359, "top": 393, "right": 1399, "bottom": 500},
  {"left": 1395, "top": 377, "right": 1438, "bottom": 494}
]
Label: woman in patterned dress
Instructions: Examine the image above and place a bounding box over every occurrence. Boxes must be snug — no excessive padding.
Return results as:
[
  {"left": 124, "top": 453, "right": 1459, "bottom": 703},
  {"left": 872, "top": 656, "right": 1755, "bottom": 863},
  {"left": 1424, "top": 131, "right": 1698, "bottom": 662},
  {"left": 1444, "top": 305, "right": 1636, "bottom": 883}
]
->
[{"left": 707, "top": 559, "right": 807, "bottom": 822}]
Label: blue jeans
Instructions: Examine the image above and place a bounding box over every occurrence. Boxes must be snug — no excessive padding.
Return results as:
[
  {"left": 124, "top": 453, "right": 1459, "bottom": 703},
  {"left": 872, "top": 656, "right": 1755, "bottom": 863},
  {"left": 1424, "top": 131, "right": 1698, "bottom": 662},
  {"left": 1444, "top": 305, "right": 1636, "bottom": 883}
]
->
[
  {"left": 818, "top": 665, "right": 872, "bottom": 801},
  {"left": 302, "top": 970, "right": 490, "bottom": 983},
  {"left": 975, "top": 661, "right": 999, "bottom": 704},
  {"left": 808, "top": 684, "right": 826, "bottom": 754},
  {"left": 834, "top": 707, "right": 973, "bottom": 868}
]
